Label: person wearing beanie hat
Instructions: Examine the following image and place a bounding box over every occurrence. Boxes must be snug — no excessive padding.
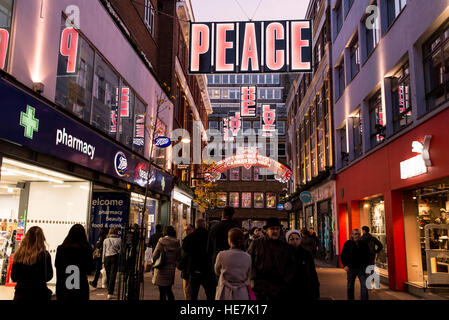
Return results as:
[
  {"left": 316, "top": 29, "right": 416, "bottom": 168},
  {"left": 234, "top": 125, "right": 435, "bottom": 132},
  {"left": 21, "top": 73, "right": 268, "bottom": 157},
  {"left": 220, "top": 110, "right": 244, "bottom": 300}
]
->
[{"left": 285, "top": 229, "right": 301, "bottom": 243}]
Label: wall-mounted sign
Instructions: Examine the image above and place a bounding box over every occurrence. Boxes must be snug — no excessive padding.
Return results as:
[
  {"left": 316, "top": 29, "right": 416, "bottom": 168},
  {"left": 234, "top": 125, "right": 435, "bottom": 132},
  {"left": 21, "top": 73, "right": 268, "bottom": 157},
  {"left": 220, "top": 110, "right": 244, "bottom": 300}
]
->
[
  {"left": 284, "top": 201, "right": 293, "bottom": 211},
  {"left": 277, "top": 204, "right": 284, "bottom": 211},
  {"left": 261, "top": 104, "right": 276, "bottom": 136},
  {"left": 241, "top": 86, "right": 257, "bottom": 117},
  {"left": 133, "top": 114, "right": 145, "bottom": 146},
  {"left": 0, "top": 28, "right": 10, "bottom": 70},
  {"left": 228, "top": 112, "right": 241, "bottom": 136},
  {"left": 189, "top": 20, "right": 312, "bottom": 74},
  {"left": 400, "top": 135, "right": 432, "bottom": 180},
  {"left": 59, "top": 27, "right": 79, "bottom": 74},
  {"left": 299, "top": 191, "right": 312, "bottom": 204},
  {"left": 154, "top": 136, "right": 171, "bottom": 148}
]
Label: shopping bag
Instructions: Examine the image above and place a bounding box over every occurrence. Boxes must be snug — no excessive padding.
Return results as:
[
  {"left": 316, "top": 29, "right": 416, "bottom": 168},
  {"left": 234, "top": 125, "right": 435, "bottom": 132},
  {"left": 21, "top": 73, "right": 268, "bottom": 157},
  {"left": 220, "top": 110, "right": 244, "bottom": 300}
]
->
[{"left": 100, "top": 268, "right": 107, "bottom": 289}]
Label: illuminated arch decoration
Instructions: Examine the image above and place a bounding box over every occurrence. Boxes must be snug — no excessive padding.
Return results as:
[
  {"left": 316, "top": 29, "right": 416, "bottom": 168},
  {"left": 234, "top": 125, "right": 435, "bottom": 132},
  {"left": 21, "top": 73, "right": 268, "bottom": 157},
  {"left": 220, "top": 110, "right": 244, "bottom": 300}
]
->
[{"left": 205, "top": 151, "right": 292, "bottom": 183}]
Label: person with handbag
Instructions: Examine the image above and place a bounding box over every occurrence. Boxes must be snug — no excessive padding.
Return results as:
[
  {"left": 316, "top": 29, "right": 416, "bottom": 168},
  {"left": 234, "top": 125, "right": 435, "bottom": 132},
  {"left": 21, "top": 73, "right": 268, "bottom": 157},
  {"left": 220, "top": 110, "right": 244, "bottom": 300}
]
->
[
  {"left": 102, "top": 227, "right": 122, "bottom": 299},
  {"left": 214, "top": 228, "right": 252, "bottom": 300},
  {"left": 152, "top": 226, "right": 181, "bottom": 301},
  {"left": 11, "top": 226, "right": 53, "bottom": 301},
  {"left": 89, "top": 227, "right": 108, "bottom": 289},
  {"left": 55, "top": 224, "right": 93, "bottom": 301}
]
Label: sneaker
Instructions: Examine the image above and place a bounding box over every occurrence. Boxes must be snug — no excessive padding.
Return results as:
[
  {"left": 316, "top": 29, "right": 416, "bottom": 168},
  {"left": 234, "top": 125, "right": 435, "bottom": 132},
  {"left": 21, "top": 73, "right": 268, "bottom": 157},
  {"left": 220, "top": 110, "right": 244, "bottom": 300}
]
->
[{"left": 107, "top": 294, "right": 115, "bottom": 300}]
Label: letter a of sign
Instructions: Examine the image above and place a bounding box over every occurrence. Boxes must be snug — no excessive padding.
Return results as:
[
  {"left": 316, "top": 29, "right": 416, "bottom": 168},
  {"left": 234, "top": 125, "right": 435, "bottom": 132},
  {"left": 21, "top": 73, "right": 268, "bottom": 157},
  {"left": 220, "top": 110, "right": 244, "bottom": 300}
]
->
[
  {"left": 60, "top": 27, "right": 79, "bottom": 73},
  {"left": 241, "top": 86, "right": 257, "bottom": 117},
  {"left": 0, "top": 29, "right": 9, "bottom": 70}
]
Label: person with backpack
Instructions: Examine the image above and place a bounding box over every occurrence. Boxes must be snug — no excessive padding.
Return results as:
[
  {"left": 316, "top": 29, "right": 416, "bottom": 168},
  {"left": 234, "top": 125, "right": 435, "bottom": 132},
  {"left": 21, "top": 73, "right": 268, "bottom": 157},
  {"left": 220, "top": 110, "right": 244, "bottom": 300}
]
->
[
  {"left": 55, "top": 224, "right": 93, "bottom": 301},
  {"left": 11, "top": 226, "right": 53, "bottom": 301},
  {"left": 361, "top": 226, "right": 384, "bottom": 266},
  {"left": 102, "top": 227, "right": 122, "bottom": 299}
]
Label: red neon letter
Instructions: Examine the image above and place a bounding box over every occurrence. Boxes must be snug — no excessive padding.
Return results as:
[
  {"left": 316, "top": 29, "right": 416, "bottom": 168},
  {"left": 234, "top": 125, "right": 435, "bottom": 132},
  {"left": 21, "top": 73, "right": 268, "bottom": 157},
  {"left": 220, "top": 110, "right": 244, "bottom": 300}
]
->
[
  {"left": 120, "top": 87, "right": 130, "bottom": 118},
  {"left": 60, "top": 27, "right": 79, "bottom": 73},
  {"left": 241, "top": 87, "right": 256, "bottom": 116},
  {"left": 266, "top": 23, "right": 285, "bottom": 71},
  {"left": 215, "top": 23, "right": 234, "bottom": 72},
  {"left": 240, "top": 23, "right": 259, "bottom": 71},
  {"left": 291, "top": 21, "right": 311, "bottom": 71},
  {"left": 0, "top": 29, "right": 9, "bottom": 70},
  {"left": 190, "top": 24, "right": 210, "bottom": 72}
]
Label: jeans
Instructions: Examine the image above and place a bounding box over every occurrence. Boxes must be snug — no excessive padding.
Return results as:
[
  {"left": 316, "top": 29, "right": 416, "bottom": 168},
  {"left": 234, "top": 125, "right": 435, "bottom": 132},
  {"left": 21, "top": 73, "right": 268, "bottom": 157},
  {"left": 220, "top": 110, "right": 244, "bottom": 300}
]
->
[
  {"left": 347, "top": 268, "right": 369, "bottom": 300},
  {"left": 90, "top": 258, "right": 102, "bottom": 288},
  {"left": 189, "top": 272, "right": 216, "bottom": 301},
  {"left": 104, "top": 254, "right": 119, "bottom": 295},
  {"left": 158, "top": 286, "right": 174, "bottom": 301}
]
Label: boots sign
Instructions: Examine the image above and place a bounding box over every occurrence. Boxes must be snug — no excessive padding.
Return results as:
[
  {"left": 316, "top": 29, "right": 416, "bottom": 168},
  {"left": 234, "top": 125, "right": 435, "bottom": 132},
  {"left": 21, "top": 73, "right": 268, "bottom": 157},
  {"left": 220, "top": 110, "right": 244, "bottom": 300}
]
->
[{"left": 189, "top": 20, "right": 312, "bottom": 74}]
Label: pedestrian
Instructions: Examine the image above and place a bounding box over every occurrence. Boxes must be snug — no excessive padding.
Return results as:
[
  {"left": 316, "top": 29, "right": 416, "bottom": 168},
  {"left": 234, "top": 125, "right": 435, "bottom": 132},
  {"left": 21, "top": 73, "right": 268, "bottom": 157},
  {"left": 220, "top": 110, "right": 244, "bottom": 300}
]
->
[
  {"left": 215, "top": 228, "right": 252, "bottom": 300},
  {"left": 182, "top": 219, "right": 216, "bottom": 300},
  {"left": 102, "top": 227, "right": 121, "bottom": 300},
  {"left": 152, "top": 226, "right": 181, "bottom": 301},
  {"left": 245, "top": 227, "right": 261, "bottom": 250},
  {"left": 361, "top": 226, "right": 383, "bottom": 266},
  {"left": 178, "top": 224, "right": 195, "bottom": 300},
  {"left": 286, "top": 230, "right": 320, "bottom": 300},
  {"left": 11, "top": 226, "right": 53, "bottom": 301},
  {"left": 309, "top": 228, "right": 319, "bottom": 257},
  {"left": 299, "top": 228, "right": 316, "bottom": 257},
  {"left": 207, "top": 206, "right": 239, "bottom": 269},
  {"left": 55, "top": 224, "right": 93, "bottom": 301},
  {"left": 89, "top": 227, "right": 108, "bottom": 289},
  {"left": 341, "top": 228, "right": 372, "bottom": 300},
  {"left": 149, "top": 224, "right": 163, "bottom": 251},
  {"left": 247, "top": 218, "right": 296, "bottom": 300}
]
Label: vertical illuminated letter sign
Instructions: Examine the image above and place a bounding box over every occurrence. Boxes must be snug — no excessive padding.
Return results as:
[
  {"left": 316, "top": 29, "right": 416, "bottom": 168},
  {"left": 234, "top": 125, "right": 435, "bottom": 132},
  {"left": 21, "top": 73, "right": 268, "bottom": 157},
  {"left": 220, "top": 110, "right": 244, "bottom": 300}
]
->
[
  {"left": 134, "top": 114, "right": 145, "bottom": 146},
  {"left": 0, "top": 29, "right": 9, "bottom": 70},
  {"left": 60, "top": 27, "right": 79, "bottom": 73},
  {"left": 265, "top": 22, "right": 287, "bottom": 72},
  {"left": 290, "top": 21, "right": 312, "bottom": 72},
  {"left": 223, "top": 118, "right": 233, "bottom": 142},
  {"left": 228, "top": 112, "right": 241, "bottom": 136},
  {"left": 215, "top": 23, "right": 236, "bottom": 72},
  {"left": 241, "top": 86, "right": 257, "bottom": 117},
  {"left": 189, "top": 23, "right": 212, "bottom": 73},
  {"left": 262, "top": 104, "right": 276, "bottom": 136},
  {"left": 120, "top": 87, "right": 130, "bottom": 118}
]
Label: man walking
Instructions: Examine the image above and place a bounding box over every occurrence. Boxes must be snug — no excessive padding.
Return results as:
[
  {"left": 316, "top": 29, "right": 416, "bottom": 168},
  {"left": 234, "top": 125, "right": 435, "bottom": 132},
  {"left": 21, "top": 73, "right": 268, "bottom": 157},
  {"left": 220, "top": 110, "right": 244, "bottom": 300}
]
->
[
  {"left": 361, "top": 226, "right": 383, "bottom": 266},
  {"left": 178, "top": 224, "right": 195, "bottom": 300},
  {"left": 341, "top": 229, "right": 372, "bottom": 300},
  {"left": 247, "top": 218, "right": 295, "bottom": 300},
  {"left": 183, "top": 219, "right": 216, "bottom": 300}
]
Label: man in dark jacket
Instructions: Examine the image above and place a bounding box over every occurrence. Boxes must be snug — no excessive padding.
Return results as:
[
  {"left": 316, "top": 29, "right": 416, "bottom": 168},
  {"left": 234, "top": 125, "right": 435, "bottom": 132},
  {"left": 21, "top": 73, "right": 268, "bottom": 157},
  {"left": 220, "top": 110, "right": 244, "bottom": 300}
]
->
[
  {"left": 183, "top": 219, "right": 216, "bottom": 300},
  {"left": 207, "top": 206, "right": 238, "bottom": 269},
  {"left": 341, "top": 228, "right": 372, "bottom": 300},
  {"left": 149, "top": 224, "right": 163, "bottom": 251},
  {"left": 361, "top": 226, "right": 383, "bottom": 265},
  {"left": 247, "top": 218, "right": 296, "bottom": 301}
]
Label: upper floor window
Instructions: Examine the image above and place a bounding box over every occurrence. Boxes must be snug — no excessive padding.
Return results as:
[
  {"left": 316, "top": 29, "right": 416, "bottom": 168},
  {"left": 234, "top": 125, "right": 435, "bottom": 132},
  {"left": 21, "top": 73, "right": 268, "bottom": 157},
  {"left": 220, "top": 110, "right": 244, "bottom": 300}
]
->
[
  {"left": 391, "top": 62, "right": 412, "bottom": 132},
  {"left": 334, "top": 1, "right": 343, "bottom": 37},
  {"left": 365, "top": 2, "right": 380, "bottom": 57},
  {"left": 339, "top": 125, "right": 349, "bottom": 166},
  {"left": 351, "top": 110, "right": 362, "bottom": 159},
  {"left": 344, "top": 0, "right": 354, "bottom": 16},
  {"left": 277, "top": 121, "right": 285, "bottom": 135},
  {"left": 230, "top": 168, "right": 240, "bottom": 181},
  {"left": 242, "top": 167, "right": 252, "bottom": 181},
  {"left": 368, "top": 90, "right": 385, "bottom": 148},
  {"left": 0, "top": 0, "right": 14, "bottom": 71},
  {"left": 336, "top": 59, "right": 345, "bottom": 98},
  {"left": 386, "top": 0, "right": 406, "bottom": 29},
  {"left": 349, "top": 36, "right": 360, "bottom": 80},
  {"left": 222, "top": 74, "right": 229, "bottom": 84},
  {"left": 208, "top": 121, "right": 218, "bottom": 131},
  {"left": 144, "top": 0, "right": 155, "bottom": 37}
]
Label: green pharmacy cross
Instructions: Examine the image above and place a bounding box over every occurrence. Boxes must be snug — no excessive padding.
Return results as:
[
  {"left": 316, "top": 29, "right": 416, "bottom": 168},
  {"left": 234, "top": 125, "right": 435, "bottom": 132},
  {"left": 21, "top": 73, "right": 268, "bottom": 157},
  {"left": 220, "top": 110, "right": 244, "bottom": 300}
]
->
[{"left": 20, "top": 105, "right": 39, "bottom": 139}]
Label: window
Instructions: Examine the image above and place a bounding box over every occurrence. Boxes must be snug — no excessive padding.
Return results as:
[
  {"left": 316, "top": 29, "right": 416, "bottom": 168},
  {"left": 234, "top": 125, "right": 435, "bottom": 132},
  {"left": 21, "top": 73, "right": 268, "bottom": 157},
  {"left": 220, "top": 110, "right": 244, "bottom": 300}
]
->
[
  {"left": 423, "top": 21, "right": 449, "bottom": 112},
  {"left": 258, "top": 74, "right": 265, "bottom": 84},
  {"left": 339, "top": 125, "right": 349, "bottom": 166},
  {"left": 266, "top": 193, "right": 276, "bottom": 208},
  {"left": 229, "top": 89, "right": 239, "bottom": 99},
  {"left": 242, "top": 167, "right": 252, "bottom": 180},
  {"left": 214, "top": 74, "right": 220, "bottom": 84},
  {"left": 237, "top": 75, "right": 243, "bottom": 84},
  {"left": 335, "top": 1, "right": 343, "bottom": 36},
  {"left": 369, "top": 91, "right": 385, "bottom": 147},
  {"left": 266, "top": 74, "right": 273, "bottom": 84},
  {"left": 230, "top": 167, "right": 240, "bottom": 181},
  {"left": 279, "top": 143, "right": 286, "bottom": 157},
  {"left": 254, "top": 192, "right": 264, "bottom": 208},
  {"left": 391, "top": 63, "right": 412, "bottom": 132},
  {"left": 0, "top": 0, "right": 13, "bottom": 71},
  {"left": 209, "top": 121, "right": 218, "bottom": 130},
  {"left": 153, "top": 119, "right": 167, "bottom": 166},
  {"left": 336, "top": 60, "right": 345, "bottom": 98},
  {"left": 243, "top": 121, "right": 251, "bottom": 135},
  {"left": 254, "top": 167, "right": 264, "bottom": 181},
  {"left": 273, "top": 74, "right": 280, "bottom": 83},
  {"left": 222, "top": 75, "right": 229, "bottom": 84},
  {"left": 251, "top": 74, "right": 258, "bottom": 84},
  {"left": 144, "top": 0, "right": 155, "bottom": 37},
  {"left": 207, "top": 75, "right": 213, "bottom": 84},
  {"left": 217, "top": 192, "right": 227, "bottom": 208},
  {"left": 344, "top": 0, "right": 354, "bottom": 15},
  {"left": 221, "top": 89, "right": 229, "bottom": 99},
  {"left": 212, "top": 89, "right": 220, "bottom": 99},
  {"left": 349, "top": 37, "right": 360, "bottom": 80},
  {"left": 132, "top": 97, "right": 146, "bottom": 155},
  {"left": 277, "top": 121, "right": 285, "bottom": 135},
  {"left": 244, "top": 74, "right": 250, "bottom": 84},
  {"left": 267, "top": 89, "right": 274, "bottom": 99},
  {"left": 274, "top": 89, "right": 281, "bottom": 100},
  {"left": 352, "top": 110, "right": 362, "bottom": 159},
  {"left": 387, "top": 0, "right": 406, "bottom": 29},
  {"left": 229, "top": 192, "right": 239, "bottom": 208},
  {"left": 242, "top": 192, "right": 252, "bottom": 208},
  {"left": 365, "top": 3, "right": 380, "bottom": 57},
  {"left": 259, "top": 89, "right": 267, "bottom": 99},
  {"left": 253, "top": 121, "right": 260, "bottom": 134}
]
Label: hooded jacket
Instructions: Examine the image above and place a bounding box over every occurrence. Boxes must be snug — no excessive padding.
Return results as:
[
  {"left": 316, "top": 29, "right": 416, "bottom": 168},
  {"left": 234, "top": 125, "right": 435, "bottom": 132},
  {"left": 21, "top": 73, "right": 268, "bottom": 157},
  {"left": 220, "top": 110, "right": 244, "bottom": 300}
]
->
[{"left": 152, "top": 236, "right": 181, "bottom": 287}]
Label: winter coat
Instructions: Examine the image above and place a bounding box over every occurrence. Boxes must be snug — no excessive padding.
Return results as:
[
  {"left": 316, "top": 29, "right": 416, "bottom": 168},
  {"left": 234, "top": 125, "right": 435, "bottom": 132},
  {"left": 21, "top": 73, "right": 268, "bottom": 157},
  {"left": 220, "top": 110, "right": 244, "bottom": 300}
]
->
[
  {"left": 149, "top": 231, "right": 163, "bottom": 251},
  {"left": 207, "top": 219, "right": 239, "bottom": 267},
  {"left": 215, "top": 248, "right": 251, "bottom": 300},
  {"left": 289, "top": 245, "right": 320, "bottom": 300},
  {"left": 102, "top": 234, "right": 121, "bottom": 263},
  {"left": 247, "top": 237, "right": 296, "bottom": 300},
  {"left": 152, "top": 236, "right": 181, "bottom": 287},
  {"left": 361, "top": 233, "right": 383, "bottom": 264},
  {"left": 55, "top": 244, "right": 93, "bottom": 301},
  {"left": 181, "top": 227, "right": 212, "bottom": 275},
  {"left": 11, "top": 250, "right": 53, "bottom": 301},
  {"left": 341, "top": 239, "right": 372, "bottom": 270}
]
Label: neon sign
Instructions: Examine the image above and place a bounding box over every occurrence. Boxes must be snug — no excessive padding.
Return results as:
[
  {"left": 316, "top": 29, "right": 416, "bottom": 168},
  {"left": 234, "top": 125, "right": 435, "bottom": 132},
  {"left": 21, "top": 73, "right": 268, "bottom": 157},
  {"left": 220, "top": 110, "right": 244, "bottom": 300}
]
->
[
  {"left": 120, "top": 87, "right": 130, "bottom": 118},
  {"left": 0, "top": 28, "right": 9, "bottom": 70},
  {"left": 400, "top": 135, "right": 432, "bottom": 180},
  {"left": 261, "top": 104, "right": 276, "bottom": 136},
  {"left": 228, "top": 112, "right": 241, "bottom": 136},
  {"left": 189, "top": 20, "right": 312, "bottom": 74},
  {"left": 133, "top": 114, "right": 145, "bottom": 146},
  {"left": 60, "top": 27, "right": 79, "bottom": 73},
  {"left": 204, "top": 150, "right": 292, "bottom": 183},
  {"left": 241, "top": 86, "right": 257, "bottom": 117}
]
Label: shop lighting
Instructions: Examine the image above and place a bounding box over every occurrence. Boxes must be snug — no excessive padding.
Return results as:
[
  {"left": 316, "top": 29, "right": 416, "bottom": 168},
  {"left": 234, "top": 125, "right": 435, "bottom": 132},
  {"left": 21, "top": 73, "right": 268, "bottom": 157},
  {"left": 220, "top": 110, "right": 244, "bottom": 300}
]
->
[
  {"left": 2, "top": 158, "right": 78, "bottom": 181},
  {"left": 79, "top": 185, "right": 90, "bottom": 190},
  {"left": 181, "top": 137, "right": 191, "bottom": 144},
  {"left": 52, "top": 185, "right": 71, "bottom": 188},
  {"left": 2, "top": 167, "right": 63, "bottom": 184}
]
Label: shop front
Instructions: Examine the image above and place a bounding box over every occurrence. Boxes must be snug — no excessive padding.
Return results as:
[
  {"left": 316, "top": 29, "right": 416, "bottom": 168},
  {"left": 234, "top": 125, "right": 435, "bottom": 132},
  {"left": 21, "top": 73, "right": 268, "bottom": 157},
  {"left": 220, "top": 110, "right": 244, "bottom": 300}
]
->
[
  {"left": 171, "top": 186, "right": 193, "bottom": 240},
  {"left": 337, "top": 107, "right": 449, "bottom": 291}
]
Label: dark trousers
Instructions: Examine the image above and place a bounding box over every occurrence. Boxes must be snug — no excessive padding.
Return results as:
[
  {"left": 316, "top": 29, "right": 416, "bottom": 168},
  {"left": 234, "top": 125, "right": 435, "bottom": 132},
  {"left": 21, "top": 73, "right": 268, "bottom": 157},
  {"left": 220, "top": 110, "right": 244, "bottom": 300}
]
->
[
  {"left": 347, "top": 268, "right": 369, "bottom": 300},
  {"left": 91, "top": 258, "right": 102, "bottom": 288},
  {"left": 158, "top": 286, "right": 174, "bottom": 301},
  {"left": 189, "top": 272, "right": 216, "bottom": 301},
  {"left": 104, "top": 254, "right": 119, "bottom": 295}
]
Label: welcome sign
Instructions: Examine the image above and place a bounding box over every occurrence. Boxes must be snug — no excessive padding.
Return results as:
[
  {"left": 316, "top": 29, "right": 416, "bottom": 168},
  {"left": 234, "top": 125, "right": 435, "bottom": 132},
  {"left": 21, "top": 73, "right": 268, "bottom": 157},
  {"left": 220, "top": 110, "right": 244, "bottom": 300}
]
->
[{"left": 189, "top": 20, "right": 312, "bottom": 74}]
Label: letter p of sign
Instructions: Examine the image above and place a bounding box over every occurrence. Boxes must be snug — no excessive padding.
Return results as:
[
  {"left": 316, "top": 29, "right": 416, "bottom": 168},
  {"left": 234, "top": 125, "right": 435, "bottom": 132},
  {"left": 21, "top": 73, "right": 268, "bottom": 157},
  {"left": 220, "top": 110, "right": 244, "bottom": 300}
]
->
[
  {"left": 365, "top": 265, "right": 380, "bottom": 290},
  {"left": 65, "top": 265, "right": 80, "bottom": 290}
]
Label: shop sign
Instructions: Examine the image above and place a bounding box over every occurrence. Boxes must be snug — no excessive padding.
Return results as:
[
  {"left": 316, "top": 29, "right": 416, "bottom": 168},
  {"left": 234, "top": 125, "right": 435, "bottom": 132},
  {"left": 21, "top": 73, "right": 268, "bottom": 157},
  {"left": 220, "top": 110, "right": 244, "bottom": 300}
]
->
[
  {"left": 241, "top": 86, "right": 257, "bottom": 117},
  {"left": 0, "top": 28, "right": 9, "bottom": 70},
  {"left": 0, "top": 78, "right": 173, "bottom": 196},
  {"left": 300, "top": 191, "right": 312, "bottom": 204},
  {"left": 59, "top": 27, "right": 79, "bottom": 74},
  {"left": 400, "top": 135, "right": 432, "bottom": 180},
  {"left": 154, "top": 136, "right": 171, "bottom": 148},
  {"left": 277, "top": 203, "right": 284, "bottom": 211},
  {"left": 133, "top": 114, "right": 145, "bottom": 146},
  {"left": 261, "top": 104, "right": 276, "bottom": 136},
  {"left": 284, "top": 201, "right": 293, "bottom": 211},
  {"left": 189, "top": 20, "right": 312, "bottom": 74}
]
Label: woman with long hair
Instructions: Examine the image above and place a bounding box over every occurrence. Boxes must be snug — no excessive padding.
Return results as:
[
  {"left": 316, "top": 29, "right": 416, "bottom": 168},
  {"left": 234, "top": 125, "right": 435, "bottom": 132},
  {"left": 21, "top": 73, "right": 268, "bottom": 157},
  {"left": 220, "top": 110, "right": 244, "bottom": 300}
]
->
[
  {"left": 11, "top": 226, "right": 53, "bottom": 301},
  {"left": 102, "top": 227, "right": 121, "bottom": 299},
  {"left": 55, "top": 224, "right": 93, "bottom": 301}
]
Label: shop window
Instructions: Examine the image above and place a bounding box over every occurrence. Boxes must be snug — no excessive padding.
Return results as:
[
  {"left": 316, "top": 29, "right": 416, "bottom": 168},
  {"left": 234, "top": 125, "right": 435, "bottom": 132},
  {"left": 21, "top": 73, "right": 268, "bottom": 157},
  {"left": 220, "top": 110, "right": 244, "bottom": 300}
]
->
[
  {"left": 242, "top": 167, "right": 252, "bottom": 181},
  {"left": 391, "top": 62, "right": 412, "bottom": 132},
  {"left": 368, "top": 90, "right": 385, "bottom": 148},
  {"left": 242, "top": 192, "right": 252, "bottom": 208},
  {"left": 230, "top": 167, "right": 240, "bottom": 181},
  {"left": 217, "top": 192, "right": 227, "bottom": 208},
  {"left": 254, "top": 192, "right": 264, "bottom": 208},
  {"left": 266, "top": 193, "right": 276, "bottom": 208},
  {"left": 229, "top": 192, "right": 239, "bottom": 208},
  {"left": 0, "top": 0, "right": 14, "bottom": 71},
  {"left": 386, "top": 0, "right": 406, "bottom": 29}
]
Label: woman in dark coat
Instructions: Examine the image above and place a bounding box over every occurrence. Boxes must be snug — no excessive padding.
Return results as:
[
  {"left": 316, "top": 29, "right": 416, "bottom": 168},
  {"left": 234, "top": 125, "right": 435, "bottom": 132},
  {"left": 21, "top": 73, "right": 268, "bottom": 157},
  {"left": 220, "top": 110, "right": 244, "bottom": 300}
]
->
[
  {"left": 11, "top": 226, "right": 53, "bottom": 301},
  {"left": 89, "top": 227, "right": 108, "bottom": 288},
  {"left": 55, "top": 224, "right": 93, "bottom": 301}
]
